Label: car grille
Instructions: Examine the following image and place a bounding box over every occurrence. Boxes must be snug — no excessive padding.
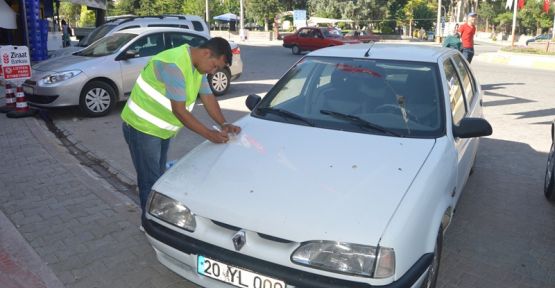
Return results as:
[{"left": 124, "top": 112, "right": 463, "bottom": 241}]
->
[
  {"left": 24, "top": 80, "right": 37, "bottom": 86},
  {"left": 211, "top": 220, "right": 293, "bottom": 244},
  {"left": 26, "top": 94, "right": 58, "bottom": 104}
]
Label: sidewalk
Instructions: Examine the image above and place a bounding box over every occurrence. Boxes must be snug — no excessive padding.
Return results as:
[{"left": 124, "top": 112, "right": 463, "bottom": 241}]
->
[{"left": 0, "top": 115, "right": 196, "bottom": 288}]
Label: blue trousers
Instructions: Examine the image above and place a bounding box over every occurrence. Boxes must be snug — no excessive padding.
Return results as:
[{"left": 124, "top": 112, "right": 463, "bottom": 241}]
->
[
  {"left": 462, "top": 47, "right": 474, "bottom": 63},
  {"left": 122, "top": 122, "right": 170, "bottom": 211}
]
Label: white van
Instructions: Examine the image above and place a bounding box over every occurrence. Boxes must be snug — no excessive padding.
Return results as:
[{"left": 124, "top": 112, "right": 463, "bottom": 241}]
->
[{"left": 50, "top": 15, "right": 209, "bottom": 59}]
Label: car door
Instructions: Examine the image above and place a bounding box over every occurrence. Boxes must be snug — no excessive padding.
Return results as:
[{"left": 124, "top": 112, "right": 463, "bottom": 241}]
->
[
  {"left": 443, "top": 55, "right": 473, "bottom": 202},
  {"left": 297, "top": 28, "right": 313, "bottom": 50},
  {"left": 118, "top": 32, "right": 165, "bottom": 98}
]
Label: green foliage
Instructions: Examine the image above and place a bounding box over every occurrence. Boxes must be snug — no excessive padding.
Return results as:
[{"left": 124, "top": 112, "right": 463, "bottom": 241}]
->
[
  {"left": 247, "top": 0, "right": 284, "bottom": 25},
  {"left": 403, "top": 0, "right": 436, "bottom": 31},
  {"left": 59, "top": 2, "right": 81, "bottom": 26},
  {"left": 78, "top": 5, "right": 96, "bottom": 27},
  {"left": 519, "top": 0, "right": 554, "bottom": 34},
  {"left": 493, "top": 12, "right": 513, "bottom": 29}
]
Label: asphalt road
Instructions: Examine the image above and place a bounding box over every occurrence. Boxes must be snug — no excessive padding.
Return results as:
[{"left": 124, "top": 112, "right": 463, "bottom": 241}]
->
[{"left": 43, "top": 41, "right": 555, "bottom": 287}]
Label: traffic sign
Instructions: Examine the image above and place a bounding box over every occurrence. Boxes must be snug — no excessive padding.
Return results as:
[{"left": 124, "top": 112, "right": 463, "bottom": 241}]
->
[{"left": 0, "top": 46, "right": 31, "bottom": 81}]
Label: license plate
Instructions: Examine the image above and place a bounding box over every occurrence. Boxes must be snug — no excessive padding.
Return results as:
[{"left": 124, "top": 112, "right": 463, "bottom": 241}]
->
[
  {"left": 22, "top": 85, "right": 33, "bottom": 95},
  {"left": 197, "top": 255, "right": 286, "bottom": 288}
]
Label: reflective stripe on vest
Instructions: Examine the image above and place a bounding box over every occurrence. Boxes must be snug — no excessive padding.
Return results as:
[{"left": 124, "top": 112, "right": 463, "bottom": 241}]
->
[{"left": 121, "top": 44, "right": 203, "bottom": 139}]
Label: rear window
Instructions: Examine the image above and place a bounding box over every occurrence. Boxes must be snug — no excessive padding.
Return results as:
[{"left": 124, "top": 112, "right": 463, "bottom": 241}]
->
[
  {"left": 79, "top": 24, "right": 117, "bottom": 47},
  {"left": 192, "top": 21, "right": 204, "bottom": 31}
]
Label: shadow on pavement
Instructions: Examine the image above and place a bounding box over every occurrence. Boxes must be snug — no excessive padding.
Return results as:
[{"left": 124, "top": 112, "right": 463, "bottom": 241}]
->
[{"left": 439, "top": 136, "right": 555, "bottom": 287}]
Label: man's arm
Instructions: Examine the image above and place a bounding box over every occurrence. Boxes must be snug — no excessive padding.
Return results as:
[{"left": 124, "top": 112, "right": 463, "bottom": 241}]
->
[
  {"left": 198, "top": 76, "right": 241, "bottom": 135},
  {"left": 170, "top": 100, "right": 229, "bottom": 143},
  {"left": 154, "top": 61, "right": 229, "bottom": 143}
]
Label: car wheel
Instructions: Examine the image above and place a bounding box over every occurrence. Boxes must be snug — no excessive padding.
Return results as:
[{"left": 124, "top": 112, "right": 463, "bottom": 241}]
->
[
  {"left": 544, "top": 143, "right": 555, "bottom": 201},
  {"left": 421, "top": 227, "right": 443, "bottom": 288},
  {"left": 292, "top": 45, "right": 301, "bottom": 55},
  {"left": 208, "top": 68, "right": 231, "bottom": 96},
  {"left": 79, "top": 80, "right": 116, "bottom": 117}
]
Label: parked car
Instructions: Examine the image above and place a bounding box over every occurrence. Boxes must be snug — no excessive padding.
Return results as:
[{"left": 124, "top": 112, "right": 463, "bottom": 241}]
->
[
  {"left": 143, "top": 44, "right": 492, "bottom": 288},
  {"left": 545, "top": 120, "right": 555, "bottom": 201},
  {"left": 526, "top": 33, "right": 553, "bottom": 45},
  {"left": 50, "top": 15, "right": 210, "bottom": 59},
  {"left": 24, "top": 27, "right": 242, "bottom": 116},
  {"left": 282, "top": 27, "right": 360, "bottom": 55},
  {"left": 344, "top": 30, "right": 380, "bottom": 43}
]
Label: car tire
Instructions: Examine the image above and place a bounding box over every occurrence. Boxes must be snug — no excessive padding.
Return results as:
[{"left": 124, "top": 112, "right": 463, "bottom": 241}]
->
[
  {"left": 544, "top": 143, "right": 555, "bottom": 201},
  {"left": 79, "top": 80, "right": 116, "bottom": 117},
  {"left": 292, "top": 45, "right": 301, "bottom": 55},
  {"left": 421, "top": 227, "right": 443, "bottom": 288},
  {"left": 208, "top": 68, "right": 231, "bottom": 96}
]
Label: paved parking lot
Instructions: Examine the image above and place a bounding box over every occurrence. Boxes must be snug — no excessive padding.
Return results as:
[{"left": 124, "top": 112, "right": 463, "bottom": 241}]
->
[{"left": 1, "top": 41, "right": 554, "bottom": 287}]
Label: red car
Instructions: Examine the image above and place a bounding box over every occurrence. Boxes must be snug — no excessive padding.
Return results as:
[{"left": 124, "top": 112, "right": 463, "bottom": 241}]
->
[
  {"left": 344, "top": 30, "right": 380, "bottom": 43},
  {"left": 282, "top": 27, "right": 360, "bottom": 54}
]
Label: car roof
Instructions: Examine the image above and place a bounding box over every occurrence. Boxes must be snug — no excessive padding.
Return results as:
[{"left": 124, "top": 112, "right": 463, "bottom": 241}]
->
[
  {"left": 307, "top": 43, "right": 452, "bottom": 63},
  {"left": 114, "top": 27, "right": 209, "bottom": 37}
]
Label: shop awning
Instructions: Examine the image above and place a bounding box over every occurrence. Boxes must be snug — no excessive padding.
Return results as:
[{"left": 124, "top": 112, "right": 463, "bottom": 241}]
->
[{"left": 0, "top": 0, "right": 17, "bottom": 29}]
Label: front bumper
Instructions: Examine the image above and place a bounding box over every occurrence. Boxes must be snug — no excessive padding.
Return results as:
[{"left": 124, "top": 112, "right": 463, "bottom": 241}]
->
[
  {"left": 23, "top": 73, "right": 88, "bottom": 107},
  {"left": 143, "top": 216, "right": 432, "bottom": 288}
]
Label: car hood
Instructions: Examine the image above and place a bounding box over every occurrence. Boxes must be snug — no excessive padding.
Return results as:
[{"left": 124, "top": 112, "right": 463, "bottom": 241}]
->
[
  {"left": 49, "top": 46, "right": 82, "bottom": 59},
  {"left": 155, "top": 117, "right": 436, "bottom": 244},
  {"left": 32, "top": 54, "right": 105, "bottom": 73}
]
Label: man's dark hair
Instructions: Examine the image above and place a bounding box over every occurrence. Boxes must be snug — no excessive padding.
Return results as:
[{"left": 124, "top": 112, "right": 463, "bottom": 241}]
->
[{"left": 200, "top": 37, "right": 233, "bottom": 66}]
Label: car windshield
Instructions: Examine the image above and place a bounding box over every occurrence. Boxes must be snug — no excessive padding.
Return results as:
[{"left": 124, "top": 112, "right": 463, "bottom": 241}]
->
[
  {"left": 78, "top": 24, "right": 117, "bottom": 47},
  {"left": 254, "top": 57, "right": 444, "bottom": 138},
  {"left": 75, "top": 33, "right": 136, "bottom": 57}
]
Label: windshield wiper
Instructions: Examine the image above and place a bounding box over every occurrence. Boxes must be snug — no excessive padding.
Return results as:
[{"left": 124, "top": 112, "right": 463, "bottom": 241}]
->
[
  {"left": 320, "top": 109, "right": 402, "bottom": 137},
  {"left": 257, "top": 107, "right": 314, "bottom": 127}
]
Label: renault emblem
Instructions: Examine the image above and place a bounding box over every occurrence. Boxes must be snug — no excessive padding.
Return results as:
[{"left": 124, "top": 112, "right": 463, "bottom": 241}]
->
[{"left": 232, "top": 230, "right": 246, "bottom": 251}]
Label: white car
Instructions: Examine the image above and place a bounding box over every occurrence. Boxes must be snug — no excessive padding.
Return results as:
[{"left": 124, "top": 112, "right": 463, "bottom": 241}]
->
[
  {"left": 24, "top": 27, "right": 242, "bottom": 116},
  {"left": 143, "top": 44, "right": 492, "bottom": 288}
]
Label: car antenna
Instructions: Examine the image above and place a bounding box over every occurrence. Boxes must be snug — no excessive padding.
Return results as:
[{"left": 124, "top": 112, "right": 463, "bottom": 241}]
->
[{"left": 364, "top": 42, "right": 375, "bottom": 57}]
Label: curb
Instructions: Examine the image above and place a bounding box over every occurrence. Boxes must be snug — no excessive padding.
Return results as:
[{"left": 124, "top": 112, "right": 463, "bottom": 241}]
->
[{"left": 476, "top": 51, "right": 555, "bottom": 71}]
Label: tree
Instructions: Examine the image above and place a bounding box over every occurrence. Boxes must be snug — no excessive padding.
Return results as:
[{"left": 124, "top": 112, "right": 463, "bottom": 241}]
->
[
  {"left": 59, "top": 2, "right": 81, "bottom": 27},
  {"left": 403, "top": 0, "right": 436, "bottom": 32},
  {"left": 113, "top": 0, "right": 140, "bottom": 15},
  {"left": 479, "top": 1, "right": 496, "bottom": 32},
  {"left": 247, "top": 0, "right": 284, "bottom": 31},
  {"left": 519, "top": 0, "right": 554, "bottom": 35},
  {"left": 78, "top": 5, "right": 96, "bottom": 27}
]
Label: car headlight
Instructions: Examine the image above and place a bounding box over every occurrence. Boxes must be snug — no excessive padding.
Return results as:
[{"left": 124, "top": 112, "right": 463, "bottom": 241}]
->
[
  {"left": 39, "top": 70, "right": 82, "bottom": 84},
  {"left": 147, "top": 191, "right": 196, "bottom": 232},
  {"left": 291, "top": 241, "right": 395, "bottom": 278}
]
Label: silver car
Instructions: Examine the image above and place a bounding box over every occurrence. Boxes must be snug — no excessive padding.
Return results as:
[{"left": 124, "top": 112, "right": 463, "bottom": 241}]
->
[{"left": 24, "top": 27, "right": 243, "bottom": 117}]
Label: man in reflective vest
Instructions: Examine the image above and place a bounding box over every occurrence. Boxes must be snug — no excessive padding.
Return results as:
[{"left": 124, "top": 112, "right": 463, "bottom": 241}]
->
[{"left": 121, "top": 37, "right": 241, "bottom": 212}]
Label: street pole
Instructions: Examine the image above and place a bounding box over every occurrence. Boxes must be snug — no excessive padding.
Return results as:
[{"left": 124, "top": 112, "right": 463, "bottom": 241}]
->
[
  {"left": 240, "top": 0, "right": 245, "bottom": 41},
  {"left": 205, "top": 0, "right": 209, "bottom": 26},
  {"left": 436, "top": 0, "right": 442, "bottom": 42},
  {"left": 511, "top": 0, "right": 517, "bottom": 47}
]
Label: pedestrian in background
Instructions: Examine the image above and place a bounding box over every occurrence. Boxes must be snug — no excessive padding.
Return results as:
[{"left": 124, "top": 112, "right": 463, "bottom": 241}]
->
[
  {"left": 443, "top": 23, "right": 462, "bottom": 51},
  {"left": 121, "top": 37, "right": 241, "bottom": 213},
  {"left": 459, "top": 12, "right": 477, "bottom": 63},
  {"left": 61, "top": 19, "right": 71, "bottom": 47}
]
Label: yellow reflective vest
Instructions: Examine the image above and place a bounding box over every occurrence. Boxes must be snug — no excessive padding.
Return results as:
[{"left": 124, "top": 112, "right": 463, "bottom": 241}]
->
[{"left": 121, "top": 44, "right": 203, "bottom": 139}]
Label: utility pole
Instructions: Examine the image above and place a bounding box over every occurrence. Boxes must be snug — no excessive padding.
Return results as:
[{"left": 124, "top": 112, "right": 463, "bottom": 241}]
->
[
  {"left": 240, "top": 0, "right": 245, "bottom": 40},
  {"left": 205, "top": 0, "right": 209, "bottom": 25},
  {"left": 436, "top": 0, "right": 442, "bottom": 42},
  {"left": 511, "top": 0, "right": 517, "bottom": 47}
]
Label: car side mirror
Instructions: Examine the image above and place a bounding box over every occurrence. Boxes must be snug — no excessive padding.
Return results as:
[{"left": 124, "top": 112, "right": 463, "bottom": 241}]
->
[
  {"left": 453, "top": 118, "right": 492, "bottom": 138},
  {"left": 117, "top": 50, "right": 138, "bottom": 61},
  {"left": 246, "top": 94, "right": 261, "bottom": 111}
]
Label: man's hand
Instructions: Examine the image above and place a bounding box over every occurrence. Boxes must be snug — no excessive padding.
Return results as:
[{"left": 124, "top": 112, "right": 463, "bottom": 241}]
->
[
  {"left": 221, "top": 123, "right": 241, "bottom": 135},
  {"left": 206, "top": 128, "right": 230, "bottom": 144}
]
